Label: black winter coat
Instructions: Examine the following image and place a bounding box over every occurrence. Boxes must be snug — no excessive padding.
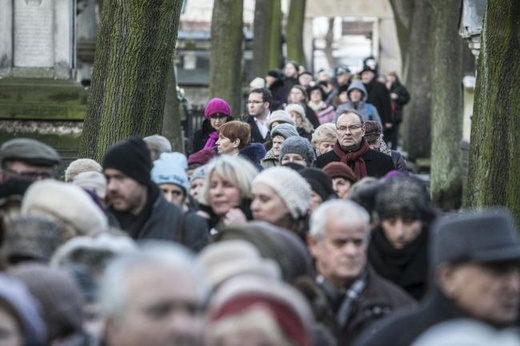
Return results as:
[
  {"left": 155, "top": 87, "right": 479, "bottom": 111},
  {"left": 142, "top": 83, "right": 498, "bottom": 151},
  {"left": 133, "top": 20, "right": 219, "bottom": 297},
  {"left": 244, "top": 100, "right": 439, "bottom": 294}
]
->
[{"left": 364, "top": 79, "right": 392, "bottom": 125}]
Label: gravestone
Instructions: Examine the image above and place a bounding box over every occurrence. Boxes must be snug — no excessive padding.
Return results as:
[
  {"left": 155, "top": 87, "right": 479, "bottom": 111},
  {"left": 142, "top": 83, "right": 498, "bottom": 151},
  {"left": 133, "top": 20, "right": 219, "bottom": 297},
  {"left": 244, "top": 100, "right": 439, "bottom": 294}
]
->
[{"left": 1, "top": 0, "right": 75, "bottom": 79}]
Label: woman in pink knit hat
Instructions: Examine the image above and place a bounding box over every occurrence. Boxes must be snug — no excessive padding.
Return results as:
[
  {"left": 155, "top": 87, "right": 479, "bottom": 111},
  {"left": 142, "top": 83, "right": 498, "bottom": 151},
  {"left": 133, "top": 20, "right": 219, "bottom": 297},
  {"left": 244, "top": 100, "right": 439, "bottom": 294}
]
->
[{"left": 191, "top": 98, "right": 233, "bottom": 154}]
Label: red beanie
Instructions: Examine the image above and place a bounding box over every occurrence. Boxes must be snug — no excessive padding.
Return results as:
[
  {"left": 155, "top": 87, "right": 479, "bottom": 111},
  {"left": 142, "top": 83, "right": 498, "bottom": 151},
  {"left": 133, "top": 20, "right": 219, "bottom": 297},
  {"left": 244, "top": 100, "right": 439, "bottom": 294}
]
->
[
  {"left": 204, "top": 98, "right": 231, "bottom": 118},
  {"left": 323, "top": 162, "right": 358, "bottom": 183}
]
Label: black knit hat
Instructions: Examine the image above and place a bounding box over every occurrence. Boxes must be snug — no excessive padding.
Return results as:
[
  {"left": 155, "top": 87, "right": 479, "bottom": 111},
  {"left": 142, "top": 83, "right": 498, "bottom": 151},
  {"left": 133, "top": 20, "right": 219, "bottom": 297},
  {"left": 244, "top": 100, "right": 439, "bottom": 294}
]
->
[
  {"left": 299, "top": 168, "right": 336, "bottom": 201},
  {"left": 102, "top": 137, "right": 152, "bottom": 186}
]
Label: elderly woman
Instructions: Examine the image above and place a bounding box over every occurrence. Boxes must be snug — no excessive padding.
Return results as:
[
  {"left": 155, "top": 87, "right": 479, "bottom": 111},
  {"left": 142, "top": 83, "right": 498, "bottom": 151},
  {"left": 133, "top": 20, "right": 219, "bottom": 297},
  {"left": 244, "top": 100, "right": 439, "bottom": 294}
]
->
[
  {"left": 285, "top": 103, "right": 314, "bottom": 141},
  {"left": 311, "top": 123, "right": 337, "bottom": 156},
  {"left": 192, "top": 98, "right": 232, "bottom": 153},
  {"left": 216, "top": 121, "right": 266, "bottom": 171},
  {"left": 368, "top": 176, "right": 436, "bottom": 300},
  {"left": 250, "top": 166, "right": 311, "bottom": 241},
  {"left": 279, "top": 136, "right": 316, "bottom": 168},
  {"left": 197, "top": 155, "right": 258, "bottom": 234},
  {"left": 261, "top": 123, "right": 299, "bottom": 169}
]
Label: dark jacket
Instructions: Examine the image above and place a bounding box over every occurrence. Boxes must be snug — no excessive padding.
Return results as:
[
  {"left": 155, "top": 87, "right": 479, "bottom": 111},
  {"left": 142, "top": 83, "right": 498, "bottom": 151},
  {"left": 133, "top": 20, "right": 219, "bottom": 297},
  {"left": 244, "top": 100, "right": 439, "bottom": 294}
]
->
[
  {"left": 269, "top": 79, "right": 288, "bottom": 111},
  {"left": 109, "top": 186, "right": 209, "bottom": 252},
  {"left": 368, "top": 225, "right": 429, "bottom": 301},
  {"left": 191, "top": 118, "right": 215, "bottom": 154},
  {"left": 239, "top": 143, "right": 267, "bottom": 171},
  {"left": 314, "top": 144, "right": 395, "bottom": 178},
  {"left": 244, "top": 115, "right": 270, "bottom": 144},
  {"left": 363, "top": 79, "right": 392, "bottom": 125},
  {"left": 389, "top": 79, "right": 410, "bottom": 124},
  {"left": 353, "top": 287, "right": 474, "bottom": 346},
  {"left": 319, "top": 267, "right": 415, "bottom": 346}
]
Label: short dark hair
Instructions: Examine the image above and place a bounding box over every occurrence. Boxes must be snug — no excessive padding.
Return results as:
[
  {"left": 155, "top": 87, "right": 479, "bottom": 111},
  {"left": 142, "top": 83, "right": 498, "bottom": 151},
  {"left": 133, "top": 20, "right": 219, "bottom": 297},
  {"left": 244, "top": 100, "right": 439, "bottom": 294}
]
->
[{"left": 249, "top": 88, "right": 272, "bottom": 107}]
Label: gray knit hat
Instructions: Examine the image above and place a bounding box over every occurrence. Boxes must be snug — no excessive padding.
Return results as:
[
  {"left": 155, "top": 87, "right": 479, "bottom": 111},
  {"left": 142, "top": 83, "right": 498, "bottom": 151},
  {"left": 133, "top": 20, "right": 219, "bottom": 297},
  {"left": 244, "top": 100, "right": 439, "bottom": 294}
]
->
[
  {"left": 279, "top": 136, "right": 316, "bottom": 166},
  {"left": 252, "top": 167, "right": 311, "bottom": 219},
  {"left": 271, "top": 123, "right": 299, "bottom": 140},
  {"left": 267, "top": 110, "right": 295, "bottom": 129}
]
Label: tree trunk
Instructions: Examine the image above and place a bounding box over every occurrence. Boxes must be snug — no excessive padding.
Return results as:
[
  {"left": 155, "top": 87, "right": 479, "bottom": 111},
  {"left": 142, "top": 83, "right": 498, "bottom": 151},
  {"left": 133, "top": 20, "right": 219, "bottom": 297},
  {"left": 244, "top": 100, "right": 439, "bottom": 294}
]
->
[
  {"left": 464, "top": 0, "right": 520, "bottom": 224},
  {"left": 267, "top": 0, "right": 283, "bottom": 70},
  {"left": 162, "top": 62, "right": 185, "bottom": 152},
  {"left": 396, "top": 0, "right": 433, "bottom": 161},
  {"left": 209, "top": 0, "right": 244, "bottom": 118},
  {"left": 251, "top": 0, "right": 282, "bottom": 77},
  {"left": 323, "top": 17, "right": 336, "bottom": 68},
  {"left": 286, "top": 0, "right": 307, "bottom": 68},
  {"left": 80, "top": 0, "right": 182, "bottom": 161},
  {"left": 429, "top": 0, "right": 463, "bottom": 210},
  {"left": 388, "top": 0, "right": 415, "bottom": 68}
]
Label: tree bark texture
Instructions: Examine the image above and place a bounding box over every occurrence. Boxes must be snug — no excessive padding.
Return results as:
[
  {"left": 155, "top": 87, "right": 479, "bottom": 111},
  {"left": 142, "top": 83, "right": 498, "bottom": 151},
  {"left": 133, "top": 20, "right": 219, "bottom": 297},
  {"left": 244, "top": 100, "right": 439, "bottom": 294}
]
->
[
  {"left": 286, "top": 0, "right": 307, "bottom": 68},
  {"left": 395, "top": 0, "right": 433, "bottom": 160},
  {"left": 267, "top": 0, "right": 283, "bottom": 71},
  {"left": 429, "top": 0, "right": 463, "bottom": 210},
  {"left": 80, "top": 0, "right": 181, "bottom": 161},
  {"left": 209, "top": 0, "right": 244, "bottom": 118},
  {"left": 251, "top": 0, "right": 282, "bottom": 77},
  {"left": 162, "top": 62, "right": 184, "bottom": 152},
  {"left": 464, "top": 0, "right": 520, "bottom": 223}
]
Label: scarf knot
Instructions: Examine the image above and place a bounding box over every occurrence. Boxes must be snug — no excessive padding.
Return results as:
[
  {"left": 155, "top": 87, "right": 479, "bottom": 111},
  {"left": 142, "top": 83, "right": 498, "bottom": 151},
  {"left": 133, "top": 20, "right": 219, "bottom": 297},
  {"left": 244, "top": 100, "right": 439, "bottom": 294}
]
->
[{"left": 332, "top": 138, "right": 370, "bottom": 179}]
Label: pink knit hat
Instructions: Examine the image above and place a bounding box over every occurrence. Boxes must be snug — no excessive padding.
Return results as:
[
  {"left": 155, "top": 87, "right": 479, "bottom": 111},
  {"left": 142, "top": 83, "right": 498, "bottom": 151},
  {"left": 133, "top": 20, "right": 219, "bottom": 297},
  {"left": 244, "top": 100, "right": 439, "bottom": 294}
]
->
[{"left": 204, "top": 98, "right": 231, "bottom": 118}]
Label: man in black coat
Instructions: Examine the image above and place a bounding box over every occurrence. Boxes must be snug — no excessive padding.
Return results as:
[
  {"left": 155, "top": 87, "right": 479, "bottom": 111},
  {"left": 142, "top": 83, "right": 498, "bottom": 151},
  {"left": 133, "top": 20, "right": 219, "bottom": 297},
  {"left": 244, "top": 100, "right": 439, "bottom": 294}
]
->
[
  {"left": 102, "top": 137, "right": 209, "bottom": 252},
  {"left": 243, "top": 88, "right": 272, "bottom": 144},
  {"left": 315, "top": 110, "right": 395, "bottom": 179},
  {"left": 308, "top": 199, "right": 415, "bottom": 346},
  {"left": 354, "top": 208, "right": 520, "bottom": 346}
]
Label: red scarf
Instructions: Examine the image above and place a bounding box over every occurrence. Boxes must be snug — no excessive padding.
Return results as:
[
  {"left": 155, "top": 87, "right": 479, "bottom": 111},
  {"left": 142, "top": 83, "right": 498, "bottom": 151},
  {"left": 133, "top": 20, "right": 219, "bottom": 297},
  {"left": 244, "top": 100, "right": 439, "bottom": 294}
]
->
[{"left": 332, "top": 138, "right": 370, "bottom": 179}]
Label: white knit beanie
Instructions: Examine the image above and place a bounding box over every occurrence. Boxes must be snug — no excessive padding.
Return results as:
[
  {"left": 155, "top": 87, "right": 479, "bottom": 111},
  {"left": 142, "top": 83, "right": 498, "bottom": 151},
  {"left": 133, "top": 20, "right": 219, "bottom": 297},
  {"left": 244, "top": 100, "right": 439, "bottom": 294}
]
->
[{"left": 252, "top": 167, "right": 311, "bottom": 219}]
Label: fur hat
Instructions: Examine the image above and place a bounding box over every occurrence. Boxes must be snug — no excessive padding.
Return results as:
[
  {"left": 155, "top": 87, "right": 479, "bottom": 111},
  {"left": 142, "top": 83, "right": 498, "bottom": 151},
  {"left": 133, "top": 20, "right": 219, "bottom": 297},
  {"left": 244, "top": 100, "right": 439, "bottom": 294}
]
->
[
  {"left": 2, "top": 216, "right": 64, "bottom": 263},
  {"left": 364, "top": 120, "right": 382, "bottom": 143},
  {"left": 151, "top": 152, "right": 189, "bottom": 194},
  {"left": 0, "top": 138, "right": 60, "bottom": 167},
  {"left": 64, "top": 158, "right": 102, "bottom": 183},
  {"left": 197, "top": 240, "right": 280, "bottom": 288},
  {"left": 72, "top": 171, "right": 107, "bottom": 199},
  {"left": 271, "top": 123, "right": 299, "bottom": 140},
  {"left": 9, "top": 263, "right": 84, "bottom": 341},
  {"left": 102, "top": 137, "right": 152, "bottom": 186},
  {"left": 267, "top": 110, "right": 295, "bottom": 129},
  {"left": 204, "top": 98, "right": 231, "bottom": 118},
  {"left": 253, "top": 167, "right": 311, "bottom": 219},
  {"left": 21, "top": 180, "right": 108, "bottom": 237},
  {"left": 375, "top": 176, "right": 433, "bottom": 222},
  {"left": 323, "top": 162, "right": 358, "bottom": 183},
  {"left": 279, "top": 137, "right": 316, "bottom": 167},
  {"left": 300, "top": 168, "right": 336, "bottom": 201},
  {"left": 285, "top": 103, "right": 307, "bottom": 119},
  {"left": 0, "top": 274, "right": 46, "bottom": 346}
]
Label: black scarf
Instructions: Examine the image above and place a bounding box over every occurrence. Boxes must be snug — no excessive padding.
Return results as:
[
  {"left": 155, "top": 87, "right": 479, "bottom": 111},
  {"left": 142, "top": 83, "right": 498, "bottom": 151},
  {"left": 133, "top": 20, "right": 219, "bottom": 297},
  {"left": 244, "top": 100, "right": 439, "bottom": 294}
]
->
[
  {"left": 368, "top": 225, "right": 429, "bottom": 300},
  {"left": 111, "top": 184, "right": 160, "bottom": 239}
]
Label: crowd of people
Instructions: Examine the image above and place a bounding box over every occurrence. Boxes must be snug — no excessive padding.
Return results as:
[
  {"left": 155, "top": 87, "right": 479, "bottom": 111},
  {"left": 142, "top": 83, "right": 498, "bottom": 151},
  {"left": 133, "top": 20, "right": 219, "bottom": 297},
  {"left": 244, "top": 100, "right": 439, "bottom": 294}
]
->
[{"left": 0, "top": 59, "right": 519, "bottom": 346}]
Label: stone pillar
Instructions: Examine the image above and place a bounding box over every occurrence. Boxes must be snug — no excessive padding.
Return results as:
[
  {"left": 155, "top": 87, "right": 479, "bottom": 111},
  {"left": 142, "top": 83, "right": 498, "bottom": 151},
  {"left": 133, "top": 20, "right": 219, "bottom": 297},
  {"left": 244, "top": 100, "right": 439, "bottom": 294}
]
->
[
  {"left": 0, "top": 0, "right": 13, "bottom": 76},
  {"left": 54, "top": 0, "right": 75, "bottom": 79}
]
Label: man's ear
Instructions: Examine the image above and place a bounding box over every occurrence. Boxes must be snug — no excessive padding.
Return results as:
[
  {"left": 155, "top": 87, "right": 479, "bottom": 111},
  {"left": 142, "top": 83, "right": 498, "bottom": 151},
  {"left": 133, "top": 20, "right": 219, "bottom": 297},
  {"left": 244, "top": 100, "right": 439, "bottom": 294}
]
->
[
  {"left": 307, "top": 233, "right": 320, "bottom": 258},
  {"left": 436, "top": 264, "right": 459, "bottom": 298}
]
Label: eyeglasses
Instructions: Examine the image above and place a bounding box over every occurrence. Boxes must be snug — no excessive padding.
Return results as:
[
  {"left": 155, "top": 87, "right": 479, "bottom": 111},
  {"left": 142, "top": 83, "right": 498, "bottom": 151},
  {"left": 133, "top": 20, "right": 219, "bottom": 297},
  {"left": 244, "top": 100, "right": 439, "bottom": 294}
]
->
[
  {"left": 209, "top": 114, "right": 227, "bottom": 120},
  {"left": 4, "top": 169, "right": 54, "bottom": 181},
  {"left": 336, "top": 124, "right": 363, "bottom": 133},
  {"left": 246, "top": 100, "right": 264, "bottom": 105}
]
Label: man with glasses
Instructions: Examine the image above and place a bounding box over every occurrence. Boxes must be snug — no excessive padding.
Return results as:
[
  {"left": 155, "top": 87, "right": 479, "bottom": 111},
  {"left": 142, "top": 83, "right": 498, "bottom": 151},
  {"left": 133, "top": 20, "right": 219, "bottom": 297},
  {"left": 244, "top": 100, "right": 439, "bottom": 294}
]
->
[
  {"left": 244, "top": 88, "right": 272, "bottom": 144},
  {"left": 315, "top": 110, "right": 394, "bottom": 179},
  {"left": 0, "top": 138, "right": 60, "bottom": 182}
]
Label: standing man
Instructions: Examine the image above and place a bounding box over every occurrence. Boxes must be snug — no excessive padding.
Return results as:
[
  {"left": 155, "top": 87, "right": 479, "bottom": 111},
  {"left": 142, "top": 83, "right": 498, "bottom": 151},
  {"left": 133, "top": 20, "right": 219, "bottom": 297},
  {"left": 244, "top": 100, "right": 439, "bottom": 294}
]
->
[
  {"left": 315, "top": 110, "right": 394, "bottom": 179},
  {"left": 0, "top": 138, "right": 60, "bottom": 182},
  {"left": 355, "top": 208, "right": 520, "bottom": 346},
  {"left": 244, "top": 88, "right": 272, "bottom": 144},
  {"left": 360, "top": 64, "right": 393, "bottom": 143},
  {"left": 308, "top": 199, "right": 414, "bottom": 346},
  {"left": 100, "top": 242, "right": 210, "bottom": 346},
  {"left": 102, "top": 137, "right": 209, "bottom": 252}
]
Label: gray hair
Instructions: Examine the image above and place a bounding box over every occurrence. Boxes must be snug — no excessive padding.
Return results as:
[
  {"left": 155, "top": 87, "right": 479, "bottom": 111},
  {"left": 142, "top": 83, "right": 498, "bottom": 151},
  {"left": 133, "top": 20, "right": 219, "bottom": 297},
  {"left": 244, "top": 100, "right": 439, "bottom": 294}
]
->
[
  {"left": 99, "top": 241, "right": 209, "bottom": 318},
  {"left": 197, "top": 155, "right": 258, "bottom": 206},
  {"left": 143, "top": 135, "right": 172, "bottom": 160},
  {"left": 309, "top": 199, "right": 370, "bottom": 241}
]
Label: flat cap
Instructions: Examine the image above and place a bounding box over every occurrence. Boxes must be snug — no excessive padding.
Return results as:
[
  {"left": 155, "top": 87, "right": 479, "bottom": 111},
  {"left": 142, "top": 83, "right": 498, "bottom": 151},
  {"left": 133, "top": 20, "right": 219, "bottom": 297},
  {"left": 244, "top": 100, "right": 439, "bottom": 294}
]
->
[
  {"left": 430, "top": 208, "right": 520, "bottom": 268},
  {"left": 0, "top": 138, "right": 60, "bottom": 166}
]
